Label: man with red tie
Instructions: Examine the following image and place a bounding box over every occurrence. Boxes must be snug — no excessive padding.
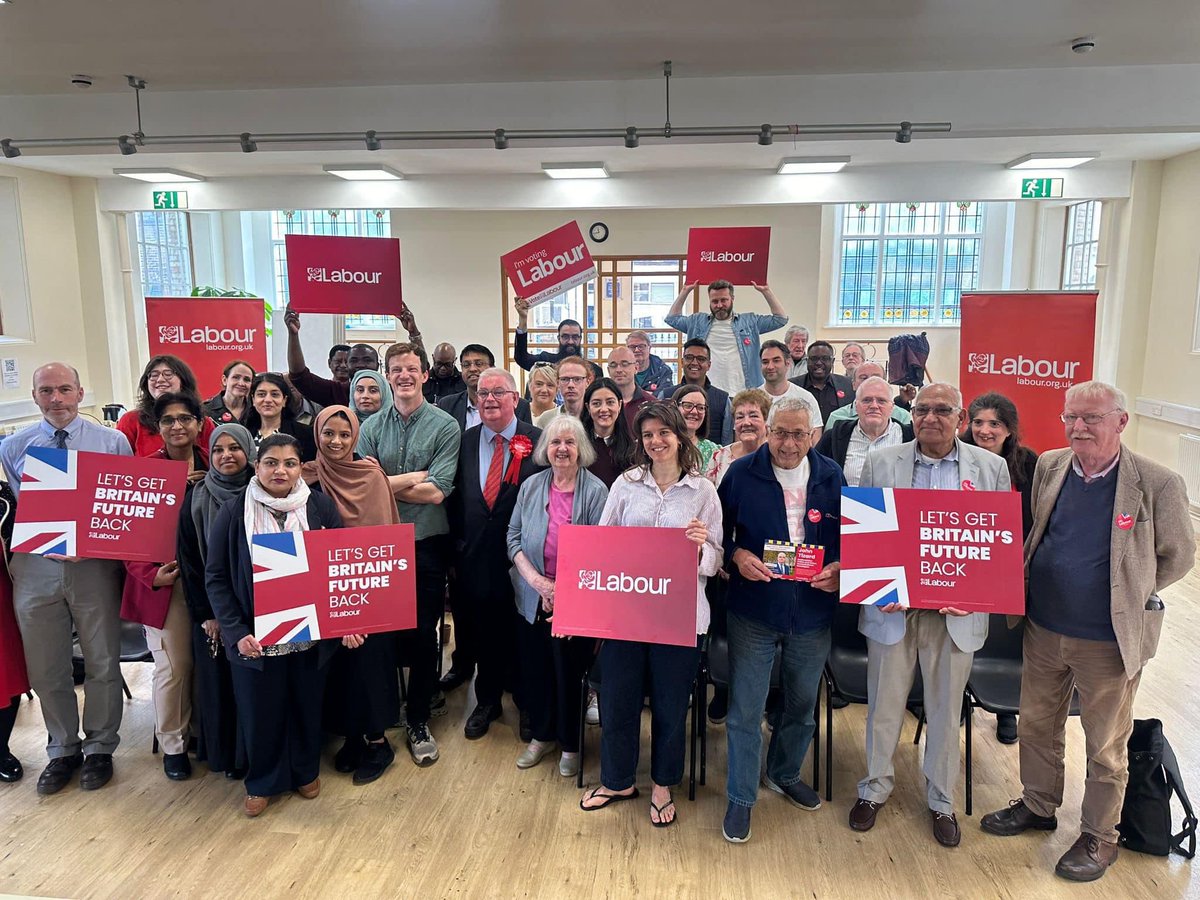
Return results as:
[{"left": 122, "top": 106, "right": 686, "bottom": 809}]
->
[{"left": 449, "top": 368, "right": 543, "bottom": 740}]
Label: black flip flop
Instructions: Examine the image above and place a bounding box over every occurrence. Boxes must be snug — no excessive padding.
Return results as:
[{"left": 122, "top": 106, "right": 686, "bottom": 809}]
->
[
  {"left": 580, "top": 786, "right": 640, "bottom": 811},
  {"left": 650, "top": 797, "right": 677, "bottom": 828}
]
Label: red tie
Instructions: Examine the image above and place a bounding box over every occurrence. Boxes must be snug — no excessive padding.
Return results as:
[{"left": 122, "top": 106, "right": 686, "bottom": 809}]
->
[{"left": 483, "top": 434, "right": 506, "bottom": 509}]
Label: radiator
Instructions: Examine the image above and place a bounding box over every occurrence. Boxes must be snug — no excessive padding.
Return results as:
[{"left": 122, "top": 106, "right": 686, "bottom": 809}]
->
[{"left": 1181, "top": 434, "right": 1200, "bottom": 512}]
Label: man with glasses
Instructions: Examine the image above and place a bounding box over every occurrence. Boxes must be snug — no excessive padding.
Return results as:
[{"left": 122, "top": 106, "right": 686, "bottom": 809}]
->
[
  {"left": 625, "top": 330, "right": 675, "bottom": 398},
  {"left": 825, "top": 363, "right": 914, "bottom": 428},
  {"left": 448, "top": 368, "right": 542, "bottom": 740},
  {"left": 438, "top": 344, "right": 531, "bottom": 433},
  {"left": 606, "top": 347, "right": 656, "bottom": 433},
  {"left": 717, "top": 398, "right": 844, "bottom": 843},
  {"left": 423, "top": 342, "right": 467, "bottom": 404},
  {"left": 678, "top": 338, "right": 734, "bottom": 446},
  {"left": 841, "top": 342, "right": 867, "bottom": 381},
  {"left": 533, "top": 357, "right": 594, "bottom": 429},
  {"left": 981, "top": 381, "right": 1193, "bottom": 883},
  {"left": 792, "top": 340, "right": 854, "bottom": 423},
  {"left": 849, "top": 383, "right": 1009, "bottom": 849},
  {"left": 815, "top": 376, "right": 912, "bottom": 486},
  {"left": 759, "top": 341, "right": 824, "bottom": 441},
  {"left": 513, "top": 298, "right": 603, "bottom": 381}
]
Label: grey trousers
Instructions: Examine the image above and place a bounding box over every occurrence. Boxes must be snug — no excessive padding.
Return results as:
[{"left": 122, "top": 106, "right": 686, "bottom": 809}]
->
[
  {"left": 11, "top": 554, "right": 124, "bottom": 758},
  {"left": 858, "top": 609, "right": 973, "bottom": 814}
]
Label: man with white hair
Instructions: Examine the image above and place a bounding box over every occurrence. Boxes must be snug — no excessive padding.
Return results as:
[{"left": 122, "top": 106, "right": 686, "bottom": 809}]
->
[
  {"left": 981, "top": 381, "right": 1194, "bottom": 883},
  {"left": 848, "top": 382, "right": 1010, "bottom": 849},
  {"left": 784, "top": 325, "right": 810, "bottom": 380},
  {"left": 825, "top": 362, "right": 913, "bottom": 427},
  {"left": 841, "top": 342, "right": 866, "bottom": 381},
  {"left": 625, "top": 330, "right": 675, "bottom": 398},
  {"left": 815, "top": 376, "right": 913, "bottom": 486}
]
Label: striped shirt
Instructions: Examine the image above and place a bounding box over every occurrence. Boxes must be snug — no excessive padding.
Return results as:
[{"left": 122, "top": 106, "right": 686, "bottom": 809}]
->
[{"left": 911, "top": 443, "right": 961, "bottom": 490}]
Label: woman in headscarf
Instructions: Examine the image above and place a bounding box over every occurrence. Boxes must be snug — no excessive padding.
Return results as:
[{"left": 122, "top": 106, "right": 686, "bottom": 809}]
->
[
  {"left": 177, "top": 423, "right": 255, "bottom": 779},
  {"left": 349, "top": 369, "right": 392, "bottom": 422},
  {"left": 312, "top": 406, "right": 403, "bottom": 786}
]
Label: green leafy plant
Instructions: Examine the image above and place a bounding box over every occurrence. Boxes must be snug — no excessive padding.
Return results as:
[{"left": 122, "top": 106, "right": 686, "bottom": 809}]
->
[{"left": 190, "top": 286, "right": 273, "bottom": 336}]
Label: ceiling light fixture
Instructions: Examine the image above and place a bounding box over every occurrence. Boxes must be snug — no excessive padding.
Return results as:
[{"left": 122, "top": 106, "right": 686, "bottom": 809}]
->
[
  {"left": 322, "top": 164, "right": 404, "bottom": 181},
  {"left": 777, "top": 156, "right": 851, "bottom": 175},
  {"left": 1005, "top": 152, "right": 1098, "bottom": 169},
  {"left": 112, "top": 168, "right": 205, "bottom": 183},
  {"left": 117, "top": 135, "right": 138, "bottom": 155},
  {"left": 542, "top": 163, "right": 610, "bottom": 180}
]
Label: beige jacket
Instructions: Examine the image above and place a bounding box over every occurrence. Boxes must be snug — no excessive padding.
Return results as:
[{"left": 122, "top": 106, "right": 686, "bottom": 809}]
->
[{"left": 1023, "top": 446, "right": 1195, "bottom": 679}]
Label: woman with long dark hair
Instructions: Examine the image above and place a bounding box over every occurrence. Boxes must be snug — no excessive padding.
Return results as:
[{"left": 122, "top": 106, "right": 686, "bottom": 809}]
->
[
  {"left": 671, "top": 383, "right": 720, "bottom": 471},
  {"left": 241, "top": 373, "right": 318, "bottom": 462},
  {"left": 580, "top": 377, "right": 635, "bottom": 488},
  {"left": 117, "top": 355, "right": 216, "bottom": 459},
  {"left": 579, "top": 402, "right": 722, "bottom": 828}
]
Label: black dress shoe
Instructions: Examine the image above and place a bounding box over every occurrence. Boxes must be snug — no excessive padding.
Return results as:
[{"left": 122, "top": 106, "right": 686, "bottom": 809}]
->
[
  {"left": 352, "top": 739, "right": 395, "bottom": 786},
  {"left": 80, "top": 753, "right": 114, "bottom": 791},
  {"left": 996, "top": 714, "right": 1018, "bottom": 745},
  {"left": 464, "top": 703, "right": 501, "bottom": 740},
  {"left": 980, "top": 799, "right": 1058, "bottom": 836},
  {"left": 334, "top": 736, "right": 367, "bottom": 773},
  {"left": 163, "top": 752, "right": 192, "bottom": 781},
  {"left": 36, "top": 753, "right": 83, "bottom": 795},
  {"left": 0, "top": 752, "right": 23, "bottom": 783},
  {"left": 225, "top": 767, "right": 247, "bottom": 780},
  {"left": 438, "top": 669, "right": 472, "bottom": 692}
]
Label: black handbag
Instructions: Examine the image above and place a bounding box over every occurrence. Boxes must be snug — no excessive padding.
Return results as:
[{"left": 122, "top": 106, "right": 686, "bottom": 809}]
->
[{"left": 1116, "top": 718, "right": 1196, "bottom": 858}]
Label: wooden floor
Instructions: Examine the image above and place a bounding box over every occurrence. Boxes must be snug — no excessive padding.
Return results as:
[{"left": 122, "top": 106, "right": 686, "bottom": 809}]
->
[{"left": 1, "top": 545, "right": 1197, "bottom": 899}]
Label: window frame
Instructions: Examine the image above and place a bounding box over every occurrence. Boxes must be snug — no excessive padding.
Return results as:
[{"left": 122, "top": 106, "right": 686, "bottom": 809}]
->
[
  {"left": 1061, "top": 200, "right": 1102, "bottom": 291},
  {"left": 134, "top": 210, "right": 195, "bottom": 299}
]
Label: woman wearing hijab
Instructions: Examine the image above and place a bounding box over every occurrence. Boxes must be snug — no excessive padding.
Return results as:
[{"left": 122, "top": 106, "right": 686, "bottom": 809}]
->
[
  {"left": 177, "top": 423, "right": 255, "bottom": 779},
  {"left": 204, "top": 433, "right": 346, "bottom": 817},
  {"left": 313, "top": 406, "right": 403, "bottom": 785},
  {"left": 349, "top": 369, "right": 391, "bottom": 422}
]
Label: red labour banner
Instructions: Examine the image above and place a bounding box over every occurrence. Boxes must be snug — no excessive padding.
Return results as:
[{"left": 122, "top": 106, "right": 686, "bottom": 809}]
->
[
  {"left": 550, "top": 524, "right": 699, "bottom": 648},
  {"left": 502, "top": 222, "right": 597, "bottom": 308},
  {"left": 685, "top": 227, "right": 771, "bottom": 285},
  {"left": 146, "top": 297, "right": 269, "bottom": 397},
  {"left": 839, "top": 487, "right": 1025, "bottom": 614},
  {"left": 11, "top": 449, "right": 189, "bottom": 562},
  {"left": 284, "top": 234, "right": 404, "bottom": 316},
  {"left": 959, "top": 291, "right": 1097, "bottom": 453},
  {"left": 252, "top": 524, "right": 417, "bottom": 645}
]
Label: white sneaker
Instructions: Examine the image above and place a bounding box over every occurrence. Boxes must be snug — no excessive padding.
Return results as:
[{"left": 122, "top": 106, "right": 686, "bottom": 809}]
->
[
  {"left": 516, "top": 740, "right": 556, "bottom": 769},
  {"left": 585, "top": 691, "right": 600, "bottom": 726},
  {"left": 406, "top": 723, "right": 439, "bottom": 767},
  {"left": 558, "top": 752, "right": 580, "bottom": 778}
]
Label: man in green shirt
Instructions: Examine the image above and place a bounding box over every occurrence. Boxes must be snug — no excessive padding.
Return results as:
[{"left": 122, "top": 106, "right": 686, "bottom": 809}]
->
[
  {"left": 359, "top": 342, "right": 461, "bottom": 768},
  {"left": 824, "top": 362, "right": 913, "bottom": 427}
]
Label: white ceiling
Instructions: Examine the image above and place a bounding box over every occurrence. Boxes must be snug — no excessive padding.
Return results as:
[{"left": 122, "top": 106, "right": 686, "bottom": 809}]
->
[{"left": 1, "top": 0, "right": 1199, "bottom": 94}]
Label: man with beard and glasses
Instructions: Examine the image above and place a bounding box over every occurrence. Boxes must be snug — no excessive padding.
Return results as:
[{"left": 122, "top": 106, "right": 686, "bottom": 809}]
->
[
  {"left": 513, "top": 299, "right": 603, "bottom": 381},
  {"left": 677, "top": 338, "right": 733, "bottom": 446},
  {"left": 792, "top": 340, "right": 854, "bottom": 423}
]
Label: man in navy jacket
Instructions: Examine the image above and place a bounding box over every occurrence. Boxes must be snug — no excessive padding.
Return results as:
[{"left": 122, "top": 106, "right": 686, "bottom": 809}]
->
[{"left": 716, "top": 397, "right": 845, "bottom": 844}]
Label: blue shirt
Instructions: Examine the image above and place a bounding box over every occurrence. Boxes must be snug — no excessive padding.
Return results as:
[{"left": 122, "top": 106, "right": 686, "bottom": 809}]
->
[
  {"left": 911, "top": 444, "right": 960, "bottom": 490},
  {"left": 478, "top": 417, "right": 518, "bottom": 492},
  {"left": 663, "top": 310, "right": 788, "bottom": 390},
  {"left": 1, "top": 416, "right": 133, "bottom": 496}
]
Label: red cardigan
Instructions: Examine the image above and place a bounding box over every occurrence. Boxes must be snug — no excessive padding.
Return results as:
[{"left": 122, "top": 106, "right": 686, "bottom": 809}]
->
[{"left": 117, "top": 409, "right": 214, "bottom": 464}]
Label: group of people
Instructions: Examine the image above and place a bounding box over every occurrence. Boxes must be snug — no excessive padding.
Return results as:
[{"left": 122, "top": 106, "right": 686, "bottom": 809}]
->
[{"left": 0, "top": 279, "right": 1191, "bottom": 886}]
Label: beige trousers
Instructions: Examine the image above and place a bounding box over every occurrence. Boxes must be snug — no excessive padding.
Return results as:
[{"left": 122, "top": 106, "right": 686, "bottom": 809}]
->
[{"left": 143, "top": 583, "right": 194, "bottom": 755}]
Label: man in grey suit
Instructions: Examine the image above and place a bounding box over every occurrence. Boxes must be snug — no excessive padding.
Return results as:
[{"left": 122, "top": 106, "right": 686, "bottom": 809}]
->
[{"left": 847, "top": 383, "right": 1010, "bottom": 848}]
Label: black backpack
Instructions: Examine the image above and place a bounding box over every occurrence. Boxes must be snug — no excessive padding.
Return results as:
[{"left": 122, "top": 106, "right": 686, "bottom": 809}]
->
[{"left": 1116, "top": 718, "right": 1196, "bottom": 858}]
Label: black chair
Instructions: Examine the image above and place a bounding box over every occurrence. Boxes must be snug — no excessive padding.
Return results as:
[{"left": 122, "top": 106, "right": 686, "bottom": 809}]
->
[{"left": 703, "top": 632, "right": 821, "bottom": 796}]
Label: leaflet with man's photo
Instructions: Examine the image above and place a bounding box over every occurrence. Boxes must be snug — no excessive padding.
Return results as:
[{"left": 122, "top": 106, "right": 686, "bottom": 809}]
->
[{"left": 762, "top": 539, "right": 825, "bottom": 582}]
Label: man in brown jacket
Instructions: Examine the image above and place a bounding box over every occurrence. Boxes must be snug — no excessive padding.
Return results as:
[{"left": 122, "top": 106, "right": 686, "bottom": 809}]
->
[{"left": 980, "top": 381, "right": 1195, "bottom": 882}]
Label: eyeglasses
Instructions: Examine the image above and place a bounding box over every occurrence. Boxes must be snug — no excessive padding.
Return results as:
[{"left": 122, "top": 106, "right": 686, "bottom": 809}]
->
[
  {"left": 857, "top": 397, "right": 890, "bottom": 407},
  {"left": 1061, "top": 411, "right": 1121, "bottom": 426},
  {"left": 677, "top": 401, "right": 707, "bottom": 413},
  {"left": 912, "top": 405, "right": 959, "bottom": 419},
  {"left": 148, "top": 369, "right": 177, "bottom": 381},
  {"left": 682, "top": 354, "right": 710, "bottom": 364},
  {"left": 807, "top": 355, "right": 834, "bottom": 363},
  {"left": 476, "top": 389, "right": 515, "bottom": 400},
  {"left": 159, "top": 414, "right": 197, "bottom": 427},
  {"left": 608, "top": 361, "right": 634, "bottom": 370},
  {"left": 559, "top": 375, "right": 586, "bottom": 385},
  {"left": 769, "top": 427, "right": 812, "bottom": 443}
]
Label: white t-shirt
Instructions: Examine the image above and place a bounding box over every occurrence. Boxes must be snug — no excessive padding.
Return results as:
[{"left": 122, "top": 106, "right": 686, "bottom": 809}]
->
[
  {"left": 772, "top": 457, "right": 810, "bottom": 543},
  {"left": 706, "top": 318, "right": 745, "bottom": 395},
  {"left": 766, "top": 382, "right": 824, "bottom": 429}
]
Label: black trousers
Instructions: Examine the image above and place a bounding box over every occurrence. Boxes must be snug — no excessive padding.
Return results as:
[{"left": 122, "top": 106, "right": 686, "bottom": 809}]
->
[
  {"left": 324, "top": 633, "right": 400, "bottom": 739},
  {"left": 229, "top": 647, "right": 326, "bottom": 797},
  {"left": 394, "top": 536, "right": 447, "bottom": 727},
  {"left": 517, "top": 614, "right": 594, "bottom": 751},
  {"left": 457, "top": 579, "right": 520, "bottom": 709},
  {"left": 0, "top": 696, "right": 18, "bottom": 754},
  {"left": 446, "top": 572, "right": 474, "bottom": 677},
  {"left": 598, "top": 638, "right": 700, "bottom": 791},
  {"left": 191, "top": 624, "right": 244, "bottom": 773}
]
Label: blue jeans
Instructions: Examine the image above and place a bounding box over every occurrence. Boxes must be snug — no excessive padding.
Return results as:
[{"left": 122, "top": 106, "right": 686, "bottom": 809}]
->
[{"left": 726, "top": 611, "right": 830, "bottom": 807}]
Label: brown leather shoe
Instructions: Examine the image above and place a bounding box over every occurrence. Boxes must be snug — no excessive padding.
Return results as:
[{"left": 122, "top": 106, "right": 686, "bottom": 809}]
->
[
  {"left": 930, "top": 810, "right": 961, "bottom": 847},
  {"left": 1055, "top": 833, "right": 1118, "bottom": 882},
  {"left": 848, "top": 798, "right": 884, "bottom": 832},
  {"left": 296, "top": 778, "right": 320, "bottom": 799},
  {"left": 243, "top": 795, "right": 269, "bottom": 817},
  {"left": 981, "top": 799, "right": 1058, "bottom": 836}
]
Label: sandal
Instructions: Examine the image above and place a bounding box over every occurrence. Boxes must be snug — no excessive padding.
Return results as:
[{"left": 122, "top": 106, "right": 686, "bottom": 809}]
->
[
  {"left": 580, "top": 786, "right": 640, "bottom": 811},
  {"left": 650, "top": 796, "right": 677, "bottom": 828}
]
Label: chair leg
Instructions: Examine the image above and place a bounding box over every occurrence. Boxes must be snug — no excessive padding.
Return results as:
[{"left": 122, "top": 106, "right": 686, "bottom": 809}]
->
[
  {"left": 811, "top": 690, "right": 821, "bottom": 793},
  {"left": 398, "top": 667, "right": 408, "bottom": 703},
  {"left": 699, "top": 671, "right": 708, "bottom": 787},
  {"left": 688, "top": 676, "right": 698, "bottom": 802},
  {"left": 964, "top": 693, "right": 973, "bottom": 817},
  {"left": 435, "top": 608, "right": 447, "bottom": 680},
  {"left": 914, "top": 711, "right": 924, "bottom": 745},
  {"left": 152, "top": 734, "right": 159, "bottom": 755},
  {"left": 25, "top": 691, "right": 33, "bottom": 701},
  {"left": 121, "top": 676, "right": 132, "bottom": 701},
  {"left": 577, "top": 671, "right": 588, "bottom": 790},
  {"left": 824, "top": 675, "right": 833, "bottom": 802}
]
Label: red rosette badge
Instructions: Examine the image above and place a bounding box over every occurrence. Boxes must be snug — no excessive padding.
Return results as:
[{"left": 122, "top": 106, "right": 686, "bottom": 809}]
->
[{"left": 505, "top": 434, "right": 534, "bottom": 485}]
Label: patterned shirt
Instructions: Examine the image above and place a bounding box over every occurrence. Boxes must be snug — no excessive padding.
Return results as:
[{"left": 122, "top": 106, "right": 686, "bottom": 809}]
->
[
  {"left": 911, "top": 443, "right": 961, "bottom": 490},
  {"left": 844, "top": 421, "right": 905, "bottom": 487}
]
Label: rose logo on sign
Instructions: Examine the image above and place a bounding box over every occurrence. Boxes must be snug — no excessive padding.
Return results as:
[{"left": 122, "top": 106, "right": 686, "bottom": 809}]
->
[
  {"left": 967, "top": 353, "right": 990, "bottom": 373},
  {"left": 578, "top": 570, "right": 601, "bottom": 590},
  {"left": 158, "top": 325, "right": 183, "bottom": 342}
]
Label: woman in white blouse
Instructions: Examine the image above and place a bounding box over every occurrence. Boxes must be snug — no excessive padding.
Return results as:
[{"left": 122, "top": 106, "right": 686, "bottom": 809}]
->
[{"left": 579, "top": 401, "right": 722, "bottom": 828}]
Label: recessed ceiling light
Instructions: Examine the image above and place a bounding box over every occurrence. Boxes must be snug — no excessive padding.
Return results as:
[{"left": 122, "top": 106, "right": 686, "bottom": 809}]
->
[
  {"left": 777, "top": 156, "right": 850, "bottom": 175},
  {"left": 112, "top": 168, "right": 206, "bottom": 183},
  {"left": 322, "top": 164, "right": 404, "bottom": 181},
  {"left": 1005, "top": 152, "right": 1098, "bottom": 170},
  {"left": 542, "top": 162, "right": 610, "bottom": 180}
]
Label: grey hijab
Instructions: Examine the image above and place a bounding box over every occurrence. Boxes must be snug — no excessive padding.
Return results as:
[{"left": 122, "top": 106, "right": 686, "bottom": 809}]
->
[{"left": 189, "top": 423, "right": 256, "bottom": 558}]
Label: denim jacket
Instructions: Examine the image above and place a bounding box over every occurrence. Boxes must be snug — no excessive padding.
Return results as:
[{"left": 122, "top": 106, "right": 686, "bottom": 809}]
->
[{"left": 663, "top": 311, "right": 788, "bottom": 389}]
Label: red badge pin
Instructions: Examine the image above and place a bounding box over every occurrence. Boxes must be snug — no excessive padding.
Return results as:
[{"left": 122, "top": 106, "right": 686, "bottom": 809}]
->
[
  {"left": 807, "top": 509, "right": 822, "bottom": 523},
  {"left": 743, "top": 337, "right": 752, "bottom": 346},
  {"left": 836, "top": 390, "right": 845, "bottom": 398},
  {"left": 1116, "top": 514, "right": 1134, "bottom": 531},
  {"left": 960, "top": 479, "right": 976, "bottom": 491}
]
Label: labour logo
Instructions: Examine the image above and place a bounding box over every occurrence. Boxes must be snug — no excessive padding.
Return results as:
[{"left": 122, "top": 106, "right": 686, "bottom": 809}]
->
[
  {"left": 1116, "top": 514, "right": 1134, "bottom": 531},
  {"left": 158, "top": 325, "right": 183, "bottom": 342},
  {"left": 967, "top": 353, "right": 990, "bottom": 373},
  {"left": 578, "top": 569, "right": 600, "bottom": 590},
  {"left": 307, "top": 267, "right": 322, "bottom": 281}
]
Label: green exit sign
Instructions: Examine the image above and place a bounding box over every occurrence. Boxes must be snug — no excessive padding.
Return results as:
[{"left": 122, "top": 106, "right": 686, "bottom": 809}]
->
[
  {"left": 152, "top": 190, "right": 188, "bottom": 210},
  {"left": 1020, "top": 178, "right": 1064, "bottom": 199}
]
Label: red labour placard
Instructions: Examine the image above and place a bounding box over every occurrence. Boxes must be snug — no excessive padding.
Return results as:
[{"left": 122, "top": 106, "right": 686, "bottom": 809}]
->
[
  {"left": 959, "top": 292, "right": 1097, "bottom": 453},
  {"left": 550, "top": 525, "right": 699, "bottom": 648},
  {"left": 146, "top": 297, "right": 269, "bottom": 398},
  {"left": 11, "top": 449, "right": 188, "bottom": 562},
  {"left": 252, "top": 524, "right": 417, "bottom": 645},
  {"left": 685, "top": 227, "right": 771, "bottom": 285},
  {"left": 839, "top": 487, "right": 1025, "bottom": 614},
  {"left": 284, "top": 234, "right": 404, "bottom": 316},
  {"left": 501, "top": 222, "right": 597, "bottom": 307}
]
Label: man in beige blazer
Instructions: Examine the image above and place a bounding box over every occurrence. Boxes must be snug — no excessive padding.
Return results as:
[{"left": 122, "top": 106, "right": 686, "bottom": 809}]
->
[
  {"left": 849, "top": 383, "right": 1010, "bottom": 849},
  {"left": 981, "top": 381, "right": 1194, "bottom": 883}
]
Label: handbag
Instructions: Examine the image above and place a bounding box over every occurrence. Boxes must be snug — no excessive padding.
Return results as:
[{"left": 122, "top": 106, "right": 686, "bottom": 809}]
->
[{"left": 1116, "top": 718, "right": 1196, "bottom": 858}]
